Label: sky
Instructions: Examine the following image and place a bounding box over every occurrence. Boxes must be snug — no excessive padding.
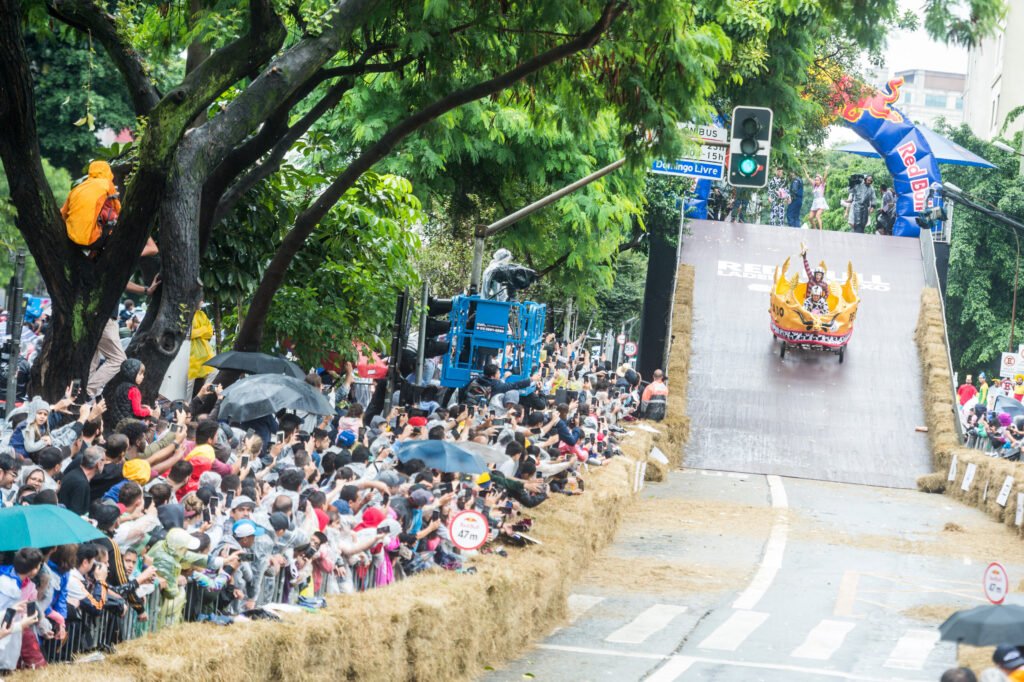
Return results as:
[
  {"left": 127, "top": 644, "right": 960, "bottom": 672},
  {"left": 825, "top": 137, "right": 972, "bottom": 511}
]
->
[{"left": 883, "top": 0, "right": 969, "bottom": 75}]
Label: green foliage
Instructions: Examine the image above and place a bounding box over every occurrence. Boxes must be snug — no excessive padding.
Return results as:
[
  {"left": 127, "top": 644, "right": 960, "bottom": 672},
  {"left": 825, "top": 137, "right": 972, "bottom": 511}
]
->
[
  {"left": 591, "top": 249, "right": 648, "bottom": 332},
  {"left": 937, "top": 122, "right": 1024, "bottom": 376},
  {"left": 25, "top": 33, "right": 136, "bottom": 174},
  {"left": 204, "top": 166, "right": 423, "bottom": 367},
  {"left": 0, "top": 158, "right": 71, "bottom": 292}
]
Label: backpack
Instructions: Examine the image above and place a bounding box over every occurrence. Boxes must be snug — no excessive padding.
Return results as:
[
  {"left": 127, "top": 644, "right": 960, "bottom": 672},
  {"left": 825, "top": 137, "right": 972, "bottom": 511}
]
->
[{"left": 465, "top": 377, "right": 492, "bottom": 405}]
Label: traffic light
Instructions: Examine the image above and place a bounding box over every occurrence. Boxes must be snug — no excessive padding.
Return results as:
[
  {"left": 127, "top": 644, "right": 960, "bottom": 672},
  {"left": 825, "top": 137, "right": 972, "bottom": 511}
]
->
[{"left": 728, "top": 106, "right": 773, "bottom": 188}]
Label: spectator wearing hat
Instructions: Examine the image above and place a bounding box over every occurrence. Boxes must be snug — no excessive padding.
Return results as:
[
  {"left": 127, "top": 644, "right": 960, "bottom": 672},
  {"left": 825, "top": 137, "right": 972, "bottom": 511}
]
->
[
  {"left": 148, "top": 528, "right": 213, "bottom": 627},
  {"left": 986, "top": 644, "right": 1024, "bottom": 681}
]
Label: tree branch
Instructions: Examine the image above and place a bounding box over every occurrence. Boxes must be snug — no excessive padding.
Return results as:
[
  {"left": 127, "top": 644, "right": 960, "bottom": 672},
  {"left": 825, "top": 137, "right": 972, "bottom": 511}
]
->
[
  {"left": 535, "top": 232, "right": 645, "bottom": 280},
  {"left": 235, "top": 1, "right": 628, "bottom": 350},
  {"left": 48, "top": 0, "right": 161, "bottom": 115}
]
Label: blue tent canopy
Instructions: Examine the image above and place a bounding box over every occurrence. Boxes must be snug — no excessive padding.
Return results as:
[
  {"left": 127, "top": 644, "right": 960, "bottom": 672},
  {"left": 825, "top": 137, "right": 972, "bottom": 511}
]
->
[{"left": 836, "top": 122, "right": 996, "bottom": 168}]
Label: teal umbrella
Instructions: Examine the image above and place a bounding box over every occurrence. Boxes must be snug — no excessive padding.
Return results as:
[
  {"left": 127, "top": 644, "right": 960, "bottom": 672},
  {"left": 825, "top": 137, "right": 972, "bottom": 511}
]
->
[{"left": 0, "top": 505, "right": 104, "bottom": 552}]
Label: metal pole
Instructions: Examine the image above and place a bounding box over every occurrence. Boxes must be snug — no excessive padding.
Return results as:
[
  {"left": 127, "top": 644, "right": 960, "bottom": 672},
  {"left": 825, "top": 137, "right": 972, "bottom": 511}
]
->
[
  {"left": 562, "top": 298, "right": 573, "bottom": 341},
  {"left": 383, "top": 289, "right": 408, "bottom": 414},
  {"left": 5, "top": 250, "right": 26, "bottom": 417},
  {"left": 1012, "top": 231, "right": 1020, "bottom": 352},
  {"left": 415, "top": 280, "right": 429, "bottom": 385},
  {"left": 469, "top": 226, "right": 486, "bottom": 295},
  {"left": 469, "top": 158, "right": 627, "bottom": 288}
]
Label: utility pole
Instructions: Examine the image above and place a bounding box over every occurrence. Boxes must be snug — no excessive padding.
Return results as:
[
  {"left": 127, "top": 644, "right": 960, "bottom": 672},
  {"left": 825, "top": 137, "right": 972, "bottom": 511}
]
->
[
  {"left": 4, "top": 250, "right": 26, "bottom": 417},
  {"left": 470, "top": 158, "right": 626, "bottom": 291}
]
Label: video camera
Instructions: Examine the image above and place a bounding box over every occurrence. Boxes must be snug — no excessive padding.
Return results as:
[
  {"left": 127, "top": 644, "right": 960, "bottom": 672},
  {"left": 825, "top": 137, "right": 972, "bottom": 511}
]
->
[{"left": 847, "top": 174, "right": 865, "bottom": 189}]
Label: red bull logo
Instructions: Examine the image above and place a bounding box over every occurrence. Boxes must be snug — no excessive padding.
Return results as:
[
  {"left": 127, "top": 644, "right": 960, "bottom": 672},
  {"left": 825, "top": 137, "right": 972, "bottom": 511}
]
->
[{"left": 837, "top": 77, "right": 905, "bottom": 124}]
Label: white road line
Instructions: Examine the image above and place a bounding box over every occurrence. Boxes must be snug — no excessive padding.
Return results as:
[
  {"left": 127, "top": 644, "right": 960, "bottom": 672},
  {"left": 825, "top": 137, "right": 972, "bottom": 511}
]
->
[
  {"left": 605, "top": 604, "right": 689, "bottom": 644},
  {"left": 732, "top": 475, "right": 789, "bottom": 610},
  {"left": 791, "top": 619, "right": 857, "bottom": 660},
  {"left": 567, "top": 594, "right": 605, "bottom": 623},
  {"left": 697, "top": 609, "right": 769, "bottom": 651},
  {"left": 537, "top": 644, "right": 932, "bottom": 682},
  {"left": 767, "top": 473, "right": 788, "bottom": 509},
  {"left": 644, "top": 656, "right": 697, "bottom": 681},
  {"left": 884, "top": 629, "right": 941, "bottom": 670}
]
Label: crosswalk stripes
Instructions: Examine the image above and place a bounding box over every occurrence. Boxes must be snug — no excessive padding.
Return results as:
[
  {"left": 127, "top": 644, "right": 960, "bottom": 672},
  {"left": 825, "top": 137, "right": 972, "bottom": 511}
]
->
[
  {"left": 559, "top": 597, "right": 943, "bottom": 672},
  {"left": 790, "top": 619, "right": 856, "bottom": 660},
  {"left": 605, "top": 604, "right": 689, "bottom": 645},
  {"left": 697, "top": 609, "right": 769, "bottom": 651},
  {"left": 883, "top": 628, "right": 941, "bottom": 670}
]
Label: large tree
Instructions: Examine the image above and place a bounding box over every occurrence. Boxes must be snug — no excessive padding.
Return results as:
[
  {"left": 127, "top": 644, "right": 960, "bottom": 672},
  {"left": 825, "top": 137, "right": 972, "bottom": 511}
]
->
[{"left": 0, "top": 0, "right": 1006, "bottom": 400}]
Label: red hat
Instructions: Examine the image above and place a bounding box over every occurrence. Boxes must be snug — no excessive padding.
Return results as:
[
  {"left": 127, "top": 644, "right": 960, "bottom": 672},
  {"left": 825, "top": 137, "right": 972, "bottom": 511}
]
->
[
  {"left": 408, "top": 416, "right": 428, "bottom": 427},
  {"left": 354, "top": 507, "right": 385, "bottom": 532}
]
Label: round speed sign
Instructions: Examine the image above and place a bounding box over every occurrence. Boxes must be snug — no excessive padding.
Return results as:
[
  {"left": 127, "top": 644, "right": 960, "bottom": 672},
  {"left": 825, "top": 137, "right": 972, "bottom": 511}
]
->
[
  {"left": 624, "top": 341, "right": 638, "bottom": 357},
  {"left": 448, "top": 510, "right": 489, "bottom": 551},
  {"left": 984, "top": 562, "right": 1009, "bottom": 604}
]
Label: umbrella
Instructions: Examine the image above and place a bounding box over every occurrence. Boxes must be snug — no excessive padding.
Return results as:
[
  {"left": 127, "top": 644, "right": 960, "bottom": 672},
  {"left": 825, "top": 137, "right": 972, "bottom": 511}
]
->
[
  {"left": 457, "top": 441, "right": 512, "bottom": 467},
  {"left": 0, "top": 505, "right": 104, "bottom": 552},
  {"left": 939, "top": 604, "right": 1024, "bottom": 646},
  {"left": 835, "top": 123, "right": 996, "bottom": 168},
  {"left": 205, "top": 351, "right": 305, "bottom": 379},
  {"left": 218, "top": 374, "right": 333, "bottom": 422},
  {"left": 396, "top": 440, "right": 487, "bottom": 474},
  {"left": 995, "top": 394, "right": 1024, "bottom": 420}
]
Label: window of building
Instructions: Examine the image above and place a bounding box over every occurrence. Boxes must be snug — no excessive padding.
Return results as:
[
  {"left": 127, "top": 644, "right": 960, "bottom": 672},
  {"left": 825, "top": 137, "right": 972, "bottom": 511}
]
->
[
  {"left": 925, "top": 93, "right": 948, "bottom": 108},
  {"left": 954, "top": 96, "right": 963, "bottom": 110}
]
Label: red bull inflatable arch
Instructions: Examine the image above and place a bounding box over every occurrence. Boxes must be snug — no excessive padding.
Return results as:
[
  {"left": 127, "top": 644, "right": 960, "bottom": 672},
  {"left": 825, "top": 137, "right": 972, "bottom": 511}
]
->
[{"left": 836, "top": 77, "right": 941, "bottom": 238}]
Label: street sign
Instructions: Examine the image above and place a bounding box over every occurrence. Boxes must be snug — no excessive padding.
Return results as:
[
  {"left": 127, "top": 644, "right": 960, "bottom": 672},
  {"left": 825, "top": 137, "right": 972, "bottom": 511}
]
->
[
  {"left": 650, "top": 158, "right": 723, "bottom": 181},
  {"left": 1001, "top": 352, "right": 1022, "bottom": 378},
  {"left": 448, "top": 510, "right": 489, "bottom": 551},
  {"left": 984, "top": 562, "right": 1009, "bottom": 604},
  {"left": 624, "top": 341, "right": 638, "bottom": 357},
  {"left": 616, "top": 333, "right": 626, "bottom": 345},
  {"left": 678, "top": 122, "right": 729, "bottom": 144}
]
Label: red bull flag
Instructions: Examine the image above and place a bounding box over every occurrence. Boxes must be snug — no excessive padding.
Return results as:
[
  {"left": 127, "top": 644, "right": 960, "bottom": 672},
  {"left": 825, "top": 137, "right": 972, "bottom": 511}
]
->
[{"left": 834, "top": 77, "right": 942, "bottom": 238}]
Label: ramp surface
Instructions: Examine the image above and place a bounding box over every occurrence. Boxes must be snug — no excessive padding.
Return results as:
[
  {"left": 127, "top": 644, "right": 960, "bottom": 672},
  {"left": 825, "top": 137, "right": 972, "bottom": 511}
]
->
[{"left": 681, "top": 221, "right": 931, "bottom": 488}]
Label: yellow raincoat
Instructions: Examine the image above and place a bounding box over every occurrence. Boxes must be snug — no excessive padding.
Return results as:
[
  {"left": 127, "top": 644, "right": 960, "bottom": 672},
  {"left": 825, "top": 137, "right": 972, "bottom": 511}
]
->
[
  {"left": 188, "top": 310, "right": 215, "bottom": 380},
  {"left": 61, "top": 160, "right": 120, "bottom": 246}
]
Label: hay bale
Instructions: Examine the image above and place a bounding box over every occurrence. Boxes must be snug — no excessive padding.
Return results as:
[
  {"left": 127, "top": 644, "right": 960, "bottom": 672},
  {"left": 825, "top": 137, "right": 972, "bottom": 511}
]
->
[{"left": 916, "top": 472, "right": 946, "bottom": 493}]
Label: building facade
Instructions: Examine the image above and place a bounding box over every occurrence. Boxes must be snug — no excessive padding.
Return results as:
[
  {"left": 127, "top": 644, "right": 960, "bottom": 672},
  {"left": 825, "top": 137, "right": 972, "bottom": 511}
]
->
[
  {"left": 963, "top": 4, "right": 1024, "bottom": 140},
  {"left": 892, "top": 69, "right": 965, "bottom": 127}
]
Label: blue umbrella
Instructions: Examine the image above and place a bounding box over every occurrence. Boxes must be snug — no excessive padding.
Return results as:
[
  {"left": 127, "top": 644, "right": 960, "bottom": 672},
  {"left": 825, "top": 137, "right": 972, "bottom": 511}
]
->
[
  {"left": 0, "top": 505, "right": 104, "bottom": 552},
  {"left": 396, "top": 440, "right": 487, "bottom": 474},
  {"left": 836, "top": 123, "right": 996, "bottom": 168}
]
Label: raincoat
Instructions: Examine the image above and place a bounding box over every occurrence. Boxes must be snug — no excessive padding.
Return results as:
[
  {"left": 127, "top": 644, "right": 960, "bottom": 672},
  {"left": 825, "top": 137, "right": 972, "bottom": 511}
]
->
[
  {"left": 60, "top": 160, "right": 120, "bottom": 246},
  {"left": 188, "top": 310, "right": 215, "bottom": 380}
]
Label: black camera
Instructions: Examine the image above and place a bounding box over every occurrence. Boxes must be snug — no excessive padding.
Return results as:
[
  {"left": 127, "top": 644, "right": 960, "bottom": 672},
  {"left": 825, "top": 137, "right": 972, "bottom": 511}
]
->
[{"left": 238, "top": 552, "right": 256, "bottom": 562}]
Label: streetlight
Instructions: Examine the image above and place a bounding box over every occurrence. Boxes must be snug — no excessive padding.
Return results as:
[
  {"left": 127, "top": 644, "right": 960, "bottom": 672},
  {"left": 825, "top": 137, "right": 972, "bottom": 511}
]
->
[{"left": 992, "top": 140, "right": 1024, "bottom": 175}]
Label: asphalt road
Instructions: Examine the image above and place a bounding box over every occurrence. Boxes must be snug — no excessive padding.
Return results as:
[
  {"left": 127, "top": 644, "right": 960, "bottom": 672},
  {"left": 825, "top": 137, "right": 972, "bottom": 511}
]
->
[{"left": 487, "top": 469, "right": 1020, "bottom": 682}]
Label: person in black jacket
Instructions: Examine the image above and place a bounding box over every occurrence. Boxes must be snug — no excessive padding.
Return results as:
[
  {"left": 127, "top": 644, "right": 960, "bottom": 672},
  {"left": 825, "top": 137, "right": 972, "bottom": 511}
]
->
[{"left": 57, "top": 447, "right": 103, "bottom": 515}]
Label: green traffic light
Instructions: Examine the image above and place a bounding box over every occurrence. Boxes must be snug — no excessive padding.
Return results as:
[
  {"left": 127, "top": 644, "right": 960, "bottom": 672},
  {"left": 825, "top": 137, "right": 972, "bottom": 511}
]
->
[{"left": 738, "top": 157, "right": 757, "bottom": 176}]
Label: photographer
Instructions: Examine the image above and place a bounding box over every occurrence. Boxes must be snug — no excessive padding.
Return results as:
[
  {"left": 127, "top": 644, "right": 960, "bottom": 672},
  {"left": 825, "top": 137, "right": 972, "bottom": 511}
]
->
[{"left": 214, "top": 519, "right": 262, "bottom": 612}]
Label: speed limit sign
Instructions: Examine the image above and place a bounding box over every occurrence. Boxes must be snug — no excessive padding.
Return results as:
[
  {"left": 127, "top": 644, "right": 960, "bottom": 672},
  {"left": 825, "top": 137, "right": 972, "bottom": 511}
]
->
[
  {"left": 448, "top": 510, "right": 489, "bottom": 551},
  {"left": 624, "top": 341, "right": 638, "bottom": 357}
]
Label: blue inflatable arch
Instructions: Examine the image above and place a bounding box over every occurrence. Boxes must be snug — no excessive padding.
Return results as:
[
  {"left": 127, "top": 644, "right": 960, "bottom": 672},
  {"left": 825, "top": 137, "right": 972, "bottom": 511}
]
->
[{"left": 837, "top": 77, "right": 942, "bottom": 238}]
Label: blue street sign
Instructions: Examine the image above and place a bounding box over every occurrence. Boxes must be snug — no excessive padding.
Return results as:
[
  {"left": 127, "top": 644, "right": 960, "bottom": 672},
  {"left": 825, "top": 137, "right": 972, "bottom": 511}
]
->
[{"left": 650, "top": 158, "right": 724, "bottom": 181}]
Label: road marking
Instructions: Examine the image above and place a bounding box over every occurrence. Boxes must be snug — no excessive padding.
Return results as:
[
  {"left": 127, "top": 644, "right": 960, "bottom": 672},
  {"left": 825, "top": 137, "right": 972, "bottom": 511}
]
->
[
  {"left": 567, "top": 594, "right": 605, "bottom": 623},
  {"left": 791, "top": 619, "right": 857, "bottom": 660},
  {"left": 834, "top": 570, "right": 860, "bottom": 618},
  {"left": 767, "top": 474, "right": 788, "bottom": 509},
  {"left": 605, "top": 604, "right": 688, "bottom": 644},
  {"left": 698, "top": 610, "right": 769, "bottom": 651},
  {"left": 732, "top": 475, "right": 788, "bottom": 610},
  {"left": 537, "top": 644, "right": 932, "bottom": 682},
  {"left": 884, "top": 629, "right": 940, "bottom": 670},
  {"left": 644, "top": 656, "right": 697, "bottom": 681}
]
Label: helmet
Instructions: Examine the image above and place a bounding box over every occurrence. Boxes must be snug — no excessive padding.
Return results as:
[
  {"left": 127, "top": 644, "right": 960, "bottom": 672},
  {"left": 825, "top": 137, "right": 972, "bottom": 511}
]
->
[
  {"left": 812, "top": 267, "right": 825, "bottom": 278},
  {"left": 810, "top": 285, "right": 824, "bottom": 298}
]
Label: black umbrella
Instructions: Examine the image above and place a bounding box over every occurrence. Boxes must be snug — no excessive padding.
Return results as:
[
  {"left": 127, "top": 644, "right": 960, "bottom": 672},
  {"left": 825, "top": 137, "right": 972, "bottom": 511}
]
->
[
  {"left": 939, "top": 604, "right": 1024, "bottom": 646},
  {"left": 218, "top": 374, "right": 333, "bottom": 422},
  {"left": 995, "top": 395, "right": 1024, "bottom": 419},
  {"left": 204, "top": 351, "right": 305, "bottom": 379}
]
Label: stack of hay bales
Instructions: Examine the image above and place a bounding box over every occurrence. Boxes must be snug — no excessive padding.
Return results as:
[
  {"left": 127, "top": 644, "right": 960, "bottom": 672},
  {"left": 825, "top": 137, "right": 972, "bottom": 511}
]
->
[{"left": 915, "top": 288, "right": 1024, "bottom": 537}]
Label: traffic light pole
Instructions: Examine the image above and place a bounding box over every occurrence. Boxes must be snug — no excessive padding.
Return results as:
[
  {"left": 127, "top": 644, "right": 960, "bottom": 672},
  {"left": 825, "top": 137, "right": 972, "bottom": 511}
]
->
[
  {"left": 469, "top": 157, "right": 626, "bottom": 292},
  {"left": 415, "top": 280, "right": 429, "bottom": 385},
  {"left": 5, "top": 250, "right": 26, "bottom": 417}
]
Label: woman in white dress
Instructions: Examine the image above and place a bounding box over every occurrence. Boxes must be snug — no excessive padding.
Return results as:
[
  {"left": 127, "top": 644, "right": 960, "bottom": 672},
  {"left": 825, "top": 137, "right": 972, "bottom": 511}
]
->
[{"left": 808, "top": 168, "right": 829, "bottom": 230}]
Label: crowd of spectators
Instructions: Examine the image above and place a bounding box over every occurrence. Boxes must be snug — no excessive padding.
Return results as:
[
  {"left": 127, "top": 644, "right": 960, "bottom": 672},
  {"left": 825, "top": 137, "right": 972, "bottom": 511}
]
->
[{"left": 0, "top": 326, "right": 665, "bottom": 671}]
